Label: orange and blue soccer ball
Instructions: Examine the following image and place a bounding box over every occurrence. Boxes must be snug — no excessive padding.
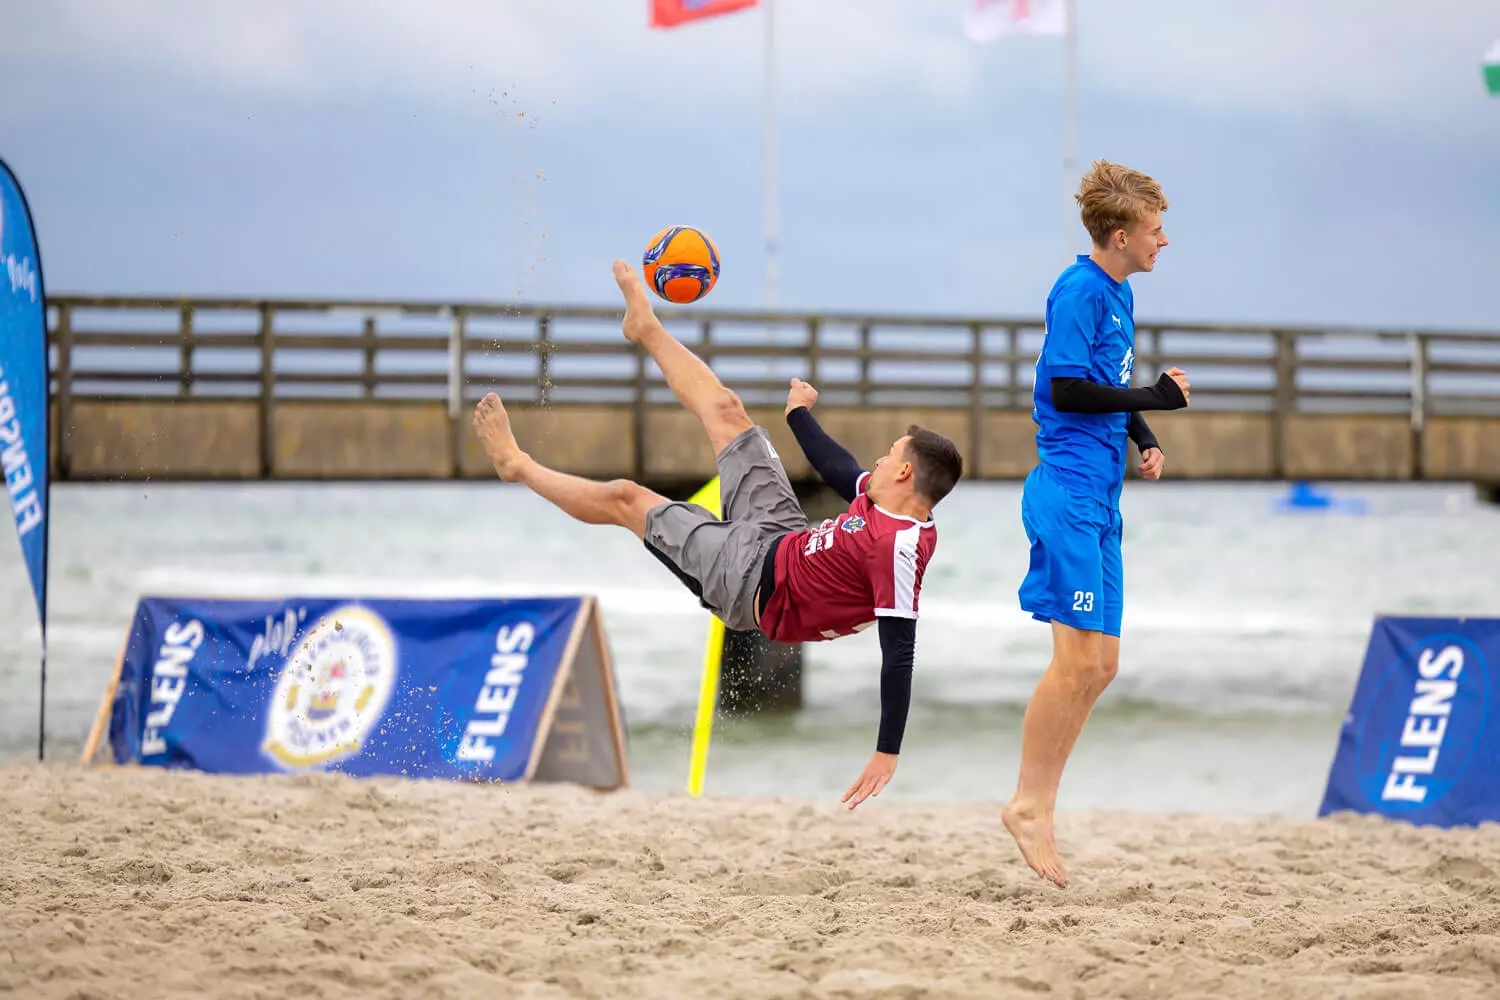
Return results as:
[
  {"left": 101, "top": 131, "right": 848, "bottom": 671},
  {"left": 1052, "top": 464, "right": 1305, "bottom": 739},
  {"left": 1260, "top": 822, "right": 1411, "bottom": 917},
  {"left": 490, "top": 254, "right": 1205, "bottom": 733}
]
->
[{"left": 642, "top": 226, "right": 721, "bottom": 304}]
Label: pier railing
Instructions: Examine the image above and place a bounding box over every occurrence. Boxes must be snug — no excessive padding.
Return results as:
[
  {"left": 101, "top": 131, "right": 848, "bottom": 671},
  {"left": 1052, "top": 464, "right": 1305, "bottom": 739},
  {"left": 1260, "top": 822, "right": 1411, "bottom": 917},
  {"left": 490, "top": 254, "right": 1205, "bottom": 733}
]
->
[{"left": 42, "top": 295, "right": 1500, "bottom": 483}]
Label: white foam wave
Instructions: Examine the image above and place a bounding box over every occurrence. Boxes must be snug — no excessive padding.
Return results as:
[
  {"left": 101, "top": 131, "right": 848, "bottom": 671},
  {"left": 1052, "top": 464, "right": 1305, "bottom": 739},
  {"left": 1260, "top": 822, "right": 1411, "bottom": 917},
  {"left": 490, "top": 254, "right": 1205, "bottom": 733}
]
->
[
  {"left": 131, "top": 567, "right": 1366, "bottom": 638},
  {"left": 130, "top": 566, "right": 707, "bottom": 618}
]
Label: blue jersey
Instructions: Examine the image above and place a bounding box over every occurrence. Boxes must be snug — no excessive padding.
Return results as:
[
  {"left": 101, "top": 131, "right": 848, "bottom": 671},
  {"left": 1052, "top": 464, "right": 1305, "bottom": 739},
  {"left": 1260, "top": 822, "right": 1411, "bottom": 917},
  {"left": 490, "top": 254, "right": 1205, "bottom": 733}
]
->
[{"left": 1031, "top": 255, "right": 1137, "bottom": 507}]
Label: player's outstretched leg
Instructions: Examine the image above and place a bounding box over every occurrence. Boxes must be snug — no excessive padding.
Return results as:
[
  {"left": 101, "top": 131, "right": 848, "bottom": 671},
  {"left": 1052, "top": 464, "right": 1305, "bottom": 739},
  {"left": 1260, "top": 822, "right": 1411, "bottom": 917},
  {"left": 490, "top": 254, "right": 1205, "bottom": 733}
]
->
[
  {"left": 1001, "top": 624, "right": 1118, "bottom": 889},
  {"left": 473, "top": 391, "right": 529, "bottom": 482},
  {"left": 612, "top": 259, "right": 753, "bottom": 455},
  {"left": 473, "top": 391, "right": 665, "bottom": 539}
]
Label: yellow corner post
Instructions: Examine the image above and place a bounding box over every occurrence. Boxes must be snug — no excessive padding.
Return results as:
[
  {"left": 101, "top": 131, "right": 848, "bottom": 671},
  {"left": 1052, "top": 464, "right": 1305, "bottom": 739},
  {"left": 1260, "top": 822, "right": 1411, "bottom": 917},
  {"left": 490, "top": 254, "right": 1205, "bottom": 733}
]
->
[{"left": 686, "top": 476, "right": 722, "bottom": 797}]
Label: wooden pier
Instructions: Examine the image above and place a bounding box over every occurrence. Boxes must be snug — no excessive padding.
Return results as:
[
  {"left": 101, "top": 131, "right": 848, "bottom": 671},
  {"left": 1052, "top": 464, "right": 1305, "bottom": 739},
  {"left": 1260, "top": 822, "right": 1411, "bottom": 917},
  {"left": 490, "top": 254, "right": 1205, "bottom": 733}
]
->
[{"left": 42, "top": 295, "right": 1500, "bottom": 488}]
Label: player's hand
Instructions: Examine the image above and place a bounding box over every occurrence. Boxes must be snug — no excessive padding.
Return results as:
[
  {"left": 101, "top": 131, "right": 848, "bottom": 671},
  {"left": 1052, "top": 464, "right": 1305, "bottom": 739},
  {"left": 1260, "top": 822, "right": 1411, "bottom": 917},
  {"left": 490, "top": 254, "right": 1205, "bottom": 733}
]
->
[
  {"left": 1166, "top": 367, "right": 1190, "bottom": 406},
  {"left": 842, "top": 751, "right": 897, "bottom": 810},
  {"left": 786, "top": 377, "right": 819, "bottom": 416},
  {"left": 1138, "top": 447, "right": 1165, "bottom": 481}
]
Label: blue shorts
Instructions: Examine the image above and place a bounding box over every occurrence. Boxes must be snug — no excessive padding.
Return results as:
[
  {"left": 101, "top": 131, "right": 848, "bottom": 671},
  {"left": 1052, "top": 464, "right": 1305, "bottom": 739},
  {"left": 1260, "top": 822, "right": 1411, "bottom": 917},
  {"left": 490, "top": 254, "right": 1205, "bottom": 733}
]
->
[{"left": 1018, "top": 464, "right": 1123, "bottom": 636}]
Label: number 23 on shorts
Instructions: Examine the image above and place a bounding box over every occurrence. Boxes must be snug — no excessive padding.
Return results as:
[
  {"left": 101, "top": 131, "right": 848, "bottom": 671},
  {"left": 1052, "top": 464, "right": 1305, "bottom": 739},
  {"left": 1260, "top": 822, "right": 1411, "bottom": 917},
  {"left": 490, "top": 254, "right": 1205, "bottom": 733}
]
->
[{"left": 1072, "top": 590, "right": 1095, "bottom": 612}]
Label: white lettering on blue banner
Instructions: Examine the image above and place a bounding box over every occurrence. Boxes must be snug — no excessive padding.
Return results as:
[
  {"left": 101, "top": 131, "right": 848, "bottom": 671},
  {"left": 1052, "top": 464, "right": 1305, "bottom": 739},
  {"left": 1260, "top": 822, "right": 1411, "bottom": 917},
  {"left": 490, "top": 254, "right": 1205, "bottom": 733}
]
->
[
  {"left": 1381, "top": 643, "right": 1464, "bottom": 804},
  {"left": 3, "top": 251, "right": 37, "bottom": 303},
  {"left": 141, "top": 619, "right": 206, "bottom": 756},
  {"left": 0, "top": 366, "right": 41, "bottom": 539},
  {"left": 457, "top": 622, "right": 536, "bottom": 763},
  {"left": 249, "top": 607, "right": 308, "bottom": 669}
]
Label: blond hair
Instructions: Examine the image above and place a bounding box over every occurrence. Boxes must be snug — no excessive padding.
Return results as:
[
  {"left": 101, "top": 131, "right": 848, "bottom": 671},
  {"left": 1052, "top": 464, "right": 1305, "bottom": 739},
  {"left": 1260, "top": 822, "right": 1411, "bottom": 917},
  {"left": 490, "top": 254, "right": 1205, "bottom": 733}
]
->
[{"left": 1075, "top": 160, "right": 1168, "bottom": 248}]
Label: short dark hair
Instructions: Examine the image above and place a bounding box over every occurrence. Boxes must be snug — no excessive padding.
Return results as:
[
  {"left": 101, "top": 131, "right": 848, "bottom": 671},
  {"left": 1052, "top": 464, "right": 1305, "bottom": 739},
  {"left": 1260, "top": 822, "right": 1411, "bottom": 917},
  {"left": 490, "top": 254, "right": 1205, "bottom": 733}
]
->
[{"left": 903, "top": 425, "right": 963, "bottom": 506}]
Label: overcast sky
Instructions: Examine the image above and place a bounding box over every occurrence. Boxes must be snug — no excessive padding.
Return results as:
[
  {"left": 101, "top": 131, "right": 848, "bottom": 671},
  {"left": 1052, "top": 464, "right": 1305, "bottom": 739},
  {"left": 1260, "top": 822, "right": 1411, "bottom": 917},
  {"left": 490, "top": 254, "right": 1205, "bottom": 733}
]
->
[{"left": 2, "top": 0, "right": 1497, "bottom": 328}]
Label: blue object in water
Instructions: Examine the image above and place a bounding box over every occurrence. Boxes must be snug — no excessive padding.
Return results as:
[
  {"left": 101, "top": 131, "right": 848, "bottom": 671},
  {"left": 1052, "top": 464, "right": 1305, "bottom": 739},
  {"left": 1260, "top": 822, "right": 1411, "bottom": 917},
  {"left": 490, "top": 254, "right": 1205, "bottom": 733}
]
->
[{"left": 1274, "top": 481, "right": 1368, "bottom": 515}]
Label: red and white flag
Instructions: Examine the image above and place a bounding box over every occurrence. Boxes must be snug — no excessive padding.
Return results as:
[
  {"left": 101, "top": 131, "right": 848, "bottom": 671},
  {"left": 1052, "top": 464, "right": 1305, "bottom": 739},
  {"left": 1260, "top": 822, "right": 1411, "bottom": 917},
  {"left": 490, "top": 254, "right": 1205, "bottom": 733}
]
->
[
  {"left": 963, "top": 0, "right": 1068, "bottom": 42},
  {"left": 651, "top": 0, "right": 759, "bottom": 30}
]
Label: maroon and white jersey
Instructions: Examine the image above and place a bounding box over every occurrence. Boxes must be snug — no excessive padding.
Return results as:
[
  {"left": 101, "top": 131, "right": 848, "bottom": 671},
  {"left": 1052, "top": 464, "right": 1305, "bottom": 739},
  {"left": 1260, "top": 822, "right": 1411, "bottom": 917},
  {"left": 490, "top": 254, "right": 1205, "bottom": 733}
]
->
[{"left": 759, "top": 472, "right": 938, "bottom": 644}]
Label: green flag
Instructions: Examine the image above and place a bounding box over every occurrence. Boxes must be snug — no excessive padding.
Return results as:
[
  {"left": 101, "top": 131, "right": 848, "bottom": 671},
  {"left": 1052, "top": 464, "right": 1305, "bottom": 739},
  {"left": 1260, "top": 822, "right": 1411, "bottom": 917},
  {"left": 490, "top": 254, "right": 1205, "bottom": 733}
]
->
[{"left": 1486, "top": 39, "right": 1500, "bottom": 96}]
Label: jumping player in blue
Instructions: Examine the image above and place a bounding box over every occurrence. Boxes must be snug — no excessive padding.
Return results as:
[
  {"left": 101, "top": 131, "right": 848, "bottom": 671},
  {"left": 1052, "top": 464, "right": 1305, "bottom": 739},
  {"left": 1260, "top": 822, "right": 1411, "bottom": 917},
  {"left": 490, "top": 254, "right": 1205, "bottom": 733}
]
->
[{"left": 1002, "top": 161, "right": 1192, "bottom": 888}]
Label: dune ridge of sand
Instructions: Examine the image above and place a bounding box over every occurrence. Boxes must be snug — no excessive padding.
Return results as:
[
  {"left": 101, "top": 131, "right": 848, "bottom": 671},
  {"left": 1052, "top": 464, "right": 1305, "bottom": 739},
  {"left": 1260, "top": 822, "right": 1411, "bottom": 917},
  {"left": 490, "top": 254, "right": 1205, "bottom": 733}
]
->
[{"left": 2, "top": 762, "right": 1499, "bottom": 999}]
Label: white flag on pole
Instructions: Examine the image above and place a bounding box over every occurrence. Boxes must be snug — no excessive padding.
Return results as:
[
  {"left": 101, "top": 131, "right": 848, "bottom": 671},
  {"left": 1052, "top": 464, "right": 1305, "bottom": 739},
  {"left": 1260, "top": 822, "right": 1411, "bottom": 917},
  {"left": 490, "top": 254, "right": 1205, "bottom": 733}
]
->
[{"left": 963, "top": 0, "right": 1068, "bottom": 42}]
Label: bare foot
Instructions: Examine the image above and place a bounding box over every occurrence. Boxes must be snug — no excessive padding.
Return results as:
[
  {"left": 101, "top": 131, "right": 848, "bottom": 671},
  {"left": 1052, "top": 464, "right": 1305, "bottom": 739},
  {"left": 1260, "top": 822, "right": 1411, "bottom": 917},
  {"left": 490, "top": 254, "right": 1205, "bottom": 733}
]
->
[
  {"left": 612, "top": 259, "right": 656, "bottom": 345},
  {"left": 472, "top": 392, "right": 528, "bottom": 482},
  {"left": 1002, "top": 798, "right": 1070, "bottom": 888}
]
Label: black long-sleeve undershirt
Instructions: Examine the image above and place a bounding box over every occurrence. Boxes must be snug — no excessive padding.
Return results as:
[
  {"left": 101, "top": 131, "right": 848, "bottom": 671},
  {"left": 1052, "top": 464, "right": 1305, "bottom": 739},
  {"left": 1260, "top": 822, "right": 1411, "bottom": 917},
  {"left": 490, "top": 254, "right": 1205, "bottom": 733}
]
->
[
  {"left": 785, "top": 406, "right": 866, "bottom": 502},
  {"left": 1127, "top": 412, "right": 1160, "bottom": 454},
  {"left": 1051, "top": 372, "right": 1186, "bottom": 415},
  {"left": 784, "top": 405, "right": 915, "bottom": 755},
  {"left": 876, "top": 615, "right": 916, "bottom": 755}
]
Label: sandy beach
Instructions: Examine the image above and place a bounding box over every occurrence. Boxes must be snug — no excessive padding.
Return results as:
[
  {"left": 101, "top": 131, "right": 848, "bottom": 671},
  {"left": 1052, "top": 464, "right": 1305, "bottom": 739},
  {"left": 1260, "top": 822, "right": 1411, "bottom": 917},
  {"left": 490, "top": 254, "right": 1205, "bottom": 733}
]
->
[{"left": 2, "top": 762, "right": 1498, "bottom": 999}]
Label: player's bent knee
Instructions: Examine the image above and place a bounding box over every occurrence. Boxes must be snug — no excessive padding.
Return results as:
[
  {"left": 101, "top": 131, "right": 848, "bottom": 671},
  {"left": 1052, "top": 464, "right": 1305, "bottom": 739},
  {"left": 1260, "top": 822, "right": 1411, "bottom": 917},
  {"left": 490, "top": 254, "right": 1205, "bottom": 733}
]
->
[
  {"left": 1098, "top": 656, "right": 1120, "bottom": 687},
  {"left": 711, "top": 388, "right": 751, "bottom": 426},
  {"left": 607, "top": 479, "right": 666, "bottom": 537},
  {"left": 602, "top": 478, "right": 642, "bottom": 517},
  {"left": 1054, "top": 635, "right": 1114, "bottom": 691},
  {"left": 1064, "top": 652, "right": 1112, "bottom": 689},
  {"left": 704, "top": 389, "right": 754, "bottom": 452}
]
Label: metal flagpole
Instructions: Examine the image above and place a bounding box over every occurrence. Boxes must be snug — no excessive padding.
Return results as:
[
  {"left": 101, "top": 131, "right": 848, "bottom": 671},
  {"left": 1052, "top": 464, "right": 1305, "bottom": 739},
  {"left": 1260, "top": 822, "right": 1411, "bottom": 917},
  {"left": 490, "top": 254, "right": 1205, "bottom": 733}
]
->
[
  {"left": 1062, "top": 0, "right": 1078, "bottom": 260},
  {"left": 763, "top": 0, "right": 778, "bottom": 311},
  {"left": 37, "top": 531, "right": 47, "bottom": 760}
]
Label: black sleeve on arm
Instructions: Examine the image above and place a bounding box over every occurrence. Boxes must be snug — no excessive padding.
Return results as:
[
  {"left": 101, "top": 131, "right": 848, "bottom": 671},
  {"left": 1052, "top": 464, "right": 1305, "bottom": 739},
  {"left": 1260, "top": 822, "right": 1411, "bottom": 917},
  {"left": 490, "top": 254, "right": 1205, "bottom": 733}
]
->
[
  {"left": 875, "top": 615, "right": 916, "bottom": 755},
  {"left": 786, "top": 406, "right": 867, "bottom": 503},
  {"left": 1051, "top": 372, "right": 1186, "bottom": 414},
  {"left": 1127, "top": 412, "right": 1160, "bottom": 454}
]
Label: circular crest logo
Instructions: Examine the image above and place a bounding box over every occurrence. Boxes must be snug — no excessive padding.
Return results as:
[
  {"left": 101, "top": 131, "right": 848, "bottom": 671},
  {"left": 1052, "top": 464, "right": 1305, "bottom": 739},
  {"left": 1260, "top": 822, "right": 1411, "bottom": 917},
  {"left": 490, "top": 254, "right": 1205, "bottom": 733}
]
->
[
  {"left": 1354, "top": 632, "right": 1489, "bottom": 812},
  {"left": 262, "top": 605, "right": 398, "bottom": 769}
]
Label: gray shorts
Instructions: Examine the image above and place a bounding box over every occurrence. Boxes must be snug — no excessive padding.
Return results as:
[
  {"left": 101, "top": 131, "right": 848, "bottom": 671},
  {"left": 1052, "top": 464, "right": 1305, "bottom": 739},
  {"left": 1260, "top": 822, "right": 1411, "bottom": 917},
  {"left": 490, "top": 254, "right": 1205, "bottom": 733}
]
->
[{"left": 643, "top": 426, "right": 808, "bottom": 631}]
